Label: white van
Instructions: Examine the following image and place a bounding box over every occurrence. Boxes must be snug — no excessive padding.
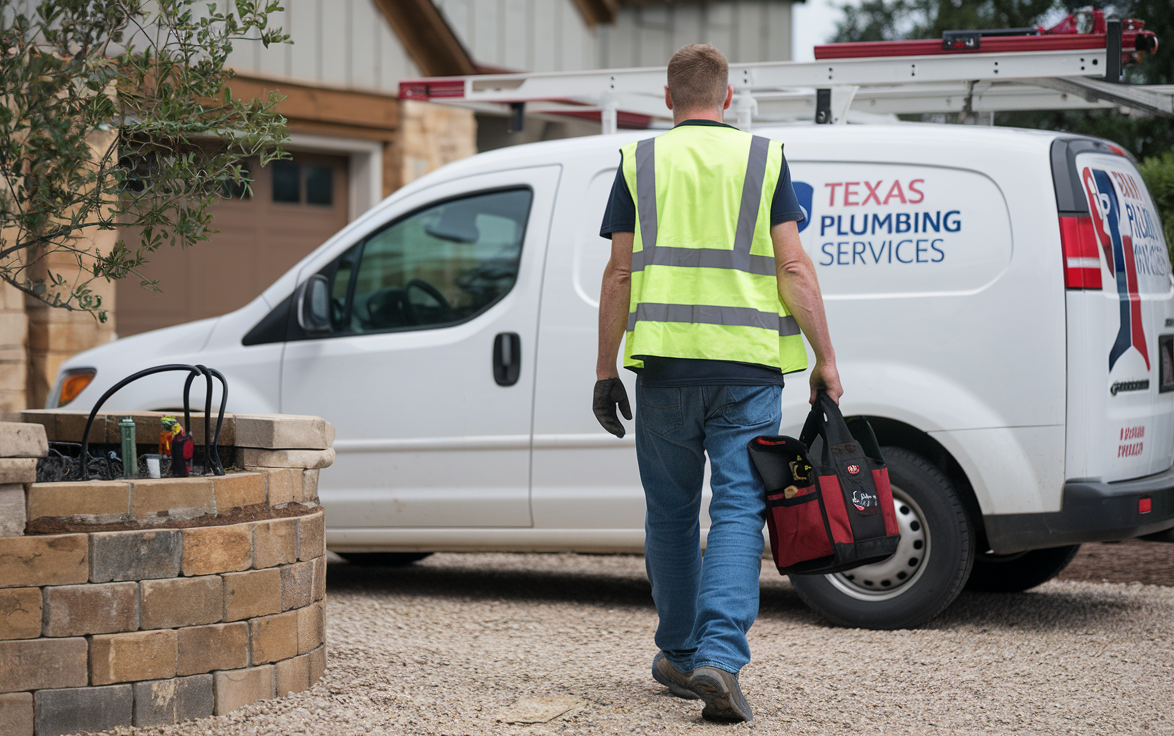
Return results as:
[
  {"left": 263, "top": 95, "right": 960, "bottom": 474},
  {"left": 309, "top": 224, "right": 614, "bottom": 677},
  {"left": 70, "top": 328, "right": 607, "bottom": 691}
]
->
[{"left": 50, "top": 124, "right": 1174, "bottom": 629}]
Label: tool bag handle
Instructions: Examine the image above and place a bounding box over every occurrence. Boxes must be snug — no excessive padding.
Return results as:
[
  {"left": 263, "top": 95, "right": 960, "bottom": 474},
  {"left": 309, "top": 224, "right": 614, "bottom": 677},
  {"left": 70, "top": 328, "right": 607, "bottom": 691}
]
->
[{"left": 798, "top": 390, "right": 887, "bottom": 468}]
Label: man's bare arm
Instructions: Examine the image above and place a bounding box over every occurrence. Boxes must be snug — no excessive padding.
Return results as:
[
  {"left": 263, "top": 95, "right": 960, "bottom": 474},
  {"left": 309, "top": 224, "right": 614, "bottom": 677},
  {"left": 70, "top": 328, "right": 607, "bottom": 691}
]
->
[
  {"left": 771, "top": 221, "right": 843, "bottom": 404},
  {"left": 597, "top": 232, "right": 634, "bottom": 380}
]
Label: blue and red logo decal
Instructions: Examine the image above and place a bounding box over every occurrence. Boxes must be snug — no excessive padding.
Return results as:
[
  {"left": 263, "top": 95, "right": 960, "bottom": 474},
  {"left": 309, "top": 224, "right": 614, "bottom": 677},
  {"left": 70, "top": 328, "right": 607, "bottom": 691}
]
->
[{"left": 1083, "top": 168, "right": 1150, "bottom": 372}]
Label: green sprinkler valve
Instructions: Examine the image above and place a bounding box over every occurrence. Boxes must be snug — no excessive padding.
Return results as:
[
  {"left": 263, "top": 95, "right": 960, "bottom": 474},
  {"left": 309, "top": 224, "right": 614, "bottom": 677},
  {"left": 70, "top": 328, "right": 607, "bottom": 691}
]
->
[{"left": 119, "top": 417, "right": 138, "bottom": 478}]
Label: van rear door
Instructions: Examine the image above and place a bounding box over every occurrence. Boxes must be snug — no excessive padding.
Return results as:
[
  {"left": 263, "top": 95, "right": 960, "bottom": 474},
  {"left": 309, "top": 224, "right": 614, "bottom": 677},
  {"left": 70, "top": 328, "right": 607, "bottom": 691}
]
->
[{"left": 1058, "top": 138, "right": 1174, "bottom": 483}]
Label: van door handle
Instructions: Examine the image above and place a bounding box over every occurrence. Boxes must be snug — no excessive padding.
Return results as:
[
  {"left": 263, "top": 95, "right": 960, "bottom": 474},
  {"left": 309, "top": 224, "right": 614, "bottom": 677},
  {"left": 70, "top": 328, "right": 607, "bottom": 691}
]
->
[{"left": 493, "top": 333, "right": 521, "bottom": 386}]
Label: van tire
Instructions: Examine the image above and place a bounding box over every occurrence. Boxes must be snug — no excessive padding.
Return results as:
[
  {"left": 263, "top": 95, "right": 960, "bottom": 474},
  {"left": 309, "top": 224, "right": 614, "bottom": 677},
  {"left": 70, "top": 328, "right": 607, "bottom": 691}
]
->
[
  {"left": 965, "top": 545, "right": 1081, "bottom": 592},
  {"left": 338, "top": 552, "right": 433, "bottom": 566},
  {"left": 788, "top": 447, "right": 975, "bottom": 630}
]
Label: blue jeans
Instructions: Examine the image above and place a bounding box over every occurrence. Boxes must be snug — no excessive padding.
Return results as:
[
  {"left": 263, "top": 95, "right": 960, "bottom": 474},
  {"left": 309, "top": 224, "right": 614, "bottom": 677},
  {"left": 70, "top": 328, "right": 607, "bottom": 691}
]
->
[{"left": 635, "top": 380, "right": 782, "bottom": 675}]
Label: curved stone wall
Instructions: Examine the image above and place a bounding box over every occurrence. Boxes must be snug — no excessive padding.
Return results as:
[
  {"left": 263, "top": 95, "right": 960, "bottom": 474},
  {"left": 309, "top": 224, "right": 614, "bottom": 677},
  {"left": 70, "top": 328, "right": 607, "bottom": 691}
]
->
[
  {"left": 0, "top": 509, "right": 326, "bottom": 734},
  {"left": 0, "top": 412, "right": 334, "bottom": 736}
]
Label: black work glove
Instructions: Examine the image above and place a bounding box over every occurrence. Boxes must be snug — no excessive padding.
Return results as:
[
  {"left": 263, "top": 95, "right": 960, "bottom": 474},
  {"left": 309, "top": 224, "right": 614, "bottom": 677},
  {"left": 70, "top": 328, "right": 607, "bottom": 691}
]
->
[{"left": 593, "top": 378, "right": 632, "bottom": 438}]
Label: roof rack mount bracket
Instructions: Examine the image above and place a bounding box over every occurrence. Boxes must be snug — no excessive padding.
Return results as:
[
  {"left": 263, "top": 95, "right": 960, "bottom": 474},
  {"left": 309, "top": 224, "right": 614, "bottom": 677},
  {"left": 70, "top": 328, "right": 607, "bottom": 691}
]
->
[{"left": 815, "top": 86, "right": 860, "bottom": 125}]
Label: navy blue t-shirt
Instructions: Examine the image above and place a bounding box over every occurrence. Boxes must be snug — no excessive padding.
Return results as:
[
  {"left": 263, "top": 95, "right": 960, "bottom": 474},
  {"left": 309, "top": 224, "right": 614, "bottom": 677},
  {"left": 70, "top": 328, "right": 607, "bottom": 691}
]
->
[{"left": 600, "top": 119, "right": 805, "bottom": 388}]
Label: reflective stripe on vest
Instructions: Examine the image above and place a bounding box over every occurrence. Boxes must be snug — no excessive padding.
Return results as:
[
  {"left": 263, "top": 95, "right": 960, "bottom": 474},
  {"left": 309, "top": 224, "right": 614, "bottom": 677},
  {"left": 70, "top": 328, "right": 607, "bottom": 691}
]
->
[
  {"left": 627, "top": 304, "right": 800, "bottom": 336},
  {"left": 631, "top": 136, "right": 776, "bottom": 277},
  {"left": 620, "top": 125, "right": 808, "bottom": 374}
]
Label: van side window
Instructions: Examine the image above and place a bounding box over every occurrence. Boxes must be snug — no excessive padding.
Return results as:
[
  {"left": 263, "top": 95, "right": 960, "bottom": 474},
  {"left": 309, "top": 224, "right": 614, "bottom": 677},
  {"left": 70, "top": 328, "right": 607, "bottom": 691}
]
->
[{"left": 322, "top": 189, "right": 532, "bottom": 334}]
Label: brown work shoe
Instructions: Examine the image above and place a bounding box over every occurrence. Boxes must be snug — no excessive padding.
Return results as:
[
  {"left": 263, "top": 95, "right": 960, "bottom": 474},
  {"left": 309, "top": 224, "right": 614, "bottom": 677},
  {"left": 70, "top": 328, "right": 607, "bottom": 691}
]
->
[
  {"left": 687, "top": 666, "right": 753, "bottom": 723},
  {"left": 651, "top": 652, "right": 698, "bottom": 699}
]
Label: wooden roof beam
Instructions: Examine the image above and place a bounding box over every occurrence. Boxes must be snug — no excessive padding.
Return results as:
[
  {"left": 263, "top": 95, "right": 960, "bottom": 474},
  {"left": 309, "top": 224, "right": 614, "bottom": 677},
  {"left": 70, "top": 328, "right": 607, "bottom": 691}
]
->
[
  {"left": 572, "top": 0, "right": 619, "bottom": 26},
  {"left": 373, "top": 0, "right": 477, "bottom": 77}
]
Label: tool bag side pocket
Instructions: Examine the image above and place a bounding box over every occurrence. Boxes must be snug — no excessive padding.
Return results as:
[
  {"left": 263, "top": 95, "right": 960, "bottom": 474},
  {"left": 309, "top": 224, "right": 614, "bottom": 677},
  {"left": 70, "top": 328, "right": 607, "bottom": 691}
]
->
[{"left": 765, "top": 483, "right": 834, "bottom": 571}]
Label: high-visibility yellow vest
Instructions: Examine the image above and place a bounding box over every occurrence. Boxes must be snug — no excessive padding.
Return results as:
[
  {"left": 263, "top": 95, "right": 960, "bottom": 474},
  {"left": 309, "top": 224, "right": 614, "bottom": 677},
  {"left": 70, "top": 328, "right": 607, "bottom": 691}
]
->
[{"left": 621, "top": 124, "right": 808, "bottom": 374}]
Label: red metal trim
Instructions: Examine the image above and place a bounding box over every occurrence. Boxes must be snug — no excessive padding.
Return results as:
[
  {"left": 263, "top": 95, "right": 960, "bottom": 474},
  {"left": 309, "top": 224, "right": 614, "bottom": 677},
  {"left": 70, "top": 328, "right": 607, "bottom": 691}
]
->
[
  {"left": 815, "top": 32, "right": 1148, "bottom": 60},
  {"left": 399, "top": 79, "right": 466, "bottom": 101}
]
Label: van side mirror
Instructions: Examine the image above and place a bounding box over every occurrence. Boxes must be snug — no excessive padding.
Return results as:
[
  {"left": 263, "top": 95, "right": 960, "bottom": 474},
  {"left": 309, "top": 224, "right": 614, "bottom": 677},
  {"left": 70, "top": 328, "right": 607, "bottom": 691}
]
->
[{"left": 297, "top": 275, "right": 332, "bottom": 336}]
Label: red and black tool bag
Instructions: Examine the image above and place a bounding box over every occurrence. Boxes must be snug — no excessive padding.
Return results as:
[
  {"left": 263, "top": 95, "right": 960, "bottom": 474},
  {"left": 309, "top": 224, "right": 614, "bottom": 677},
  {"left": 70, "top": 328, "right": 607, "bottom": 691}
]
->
[{"left": 747, "top": 391, "right": 900, "bottom": 575}]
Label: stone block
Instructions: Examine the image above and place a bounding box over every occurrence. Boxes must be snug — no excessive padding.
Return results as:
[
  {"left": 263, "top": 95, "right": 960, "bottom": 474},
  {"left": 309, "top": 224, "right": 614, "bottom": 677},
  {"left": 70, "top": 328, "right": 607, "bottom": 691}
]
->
[
  {"left": 0, "top": 458, "right": 36, "bottom": 484},
  {"left": 0, "top": 692, "right": 33, "bottom": 736},
  {"left": 309, "top": 644, "right": 327, "bottom": 686},
  {"left": 213, "top": 472, "right": 266, "bottom": 511},
  {"left": 234, "top": 414, "right": 332, "bottom": 450},
  {"left": 53, "top": 411, "right": 105, "bottom": 445},
  {"left": 249, "top": 610, "right": 298, "bottom": 664},
  {"left": 18, "top": 412, "right": 57, "bottom": 442},
  {"left": 0, "top": 485, "right": 25, "bottom": 536},
  {"left": 182, "top": 524, "right": 252, "bottom": 576},
  {"left": 90, "top": 529, "right": 181, "bottom": 582},
  {"left": 132, "top": 674, "right": 215, "bottom": 727},
  {"left": 130, "top": 477, "right": 214, "bottom": 520},
  {"left": 0, "top": 534, "right": 88, "bottom": 588},
  {"left": 253, "top": 517, "right": 298, "bottom": 569},
  {"left": 213, "top": 665, "right": 275, "bottom": 715},
  {"left": 0, "top": 588, "right": 41, "bottom": 640},
  {"left": 189, "top": 413, "right": 236, "bottom": 447},
  {"left": 297, "top": 600, "right": 325, "bottom": 655},
  {"left": 176, "top": 622, "right": 249, "bottom": 676},
  {"left": 0, "top": 637, "right": 88, "bottom": 692},
  {"left": 109, "top": 412, "right": 235, "bottom": 447},
  {"left": 35, "top": 684, "right": 133, "bottom": 736},
  {"left": 275, "top": 651, "right": 311, "bottom": 696},
  {"left": 242, "top": 447, "right": 336, "bottom": 470},
  {"left": 26, "top": 481, "right": 129, "bottom": 522},
  {"left": 90, "top": 629, "right": 178, "bottom": 685},
  {"left": 299, "top": 510, "right": 325, "bottom": 562},
  {"left": 0, "top": 422, "right": 47, "bottom": 458},
  {"left": 104, "top": 412, "right": 164, "bottom": 446},
  {"left": 313, "top": 554, "right": 327, "bottom": 601},
  {"left": 281, "top": 560, "right": 314, "bottom": 611},
  {"left": 141, "top": 576, "right": 223, "bottom": 629},
  {"left": 265, "top": 468, "right": 300, "bottom": 506},
  {"left": 43, "top": 582, "right": 139, "bottom": 637},
  {"left": 223, "top": 568, "right": 281, "bottom": 622},
  {"left": 303, "top": 469, "right": 320, "bottom": 503}
]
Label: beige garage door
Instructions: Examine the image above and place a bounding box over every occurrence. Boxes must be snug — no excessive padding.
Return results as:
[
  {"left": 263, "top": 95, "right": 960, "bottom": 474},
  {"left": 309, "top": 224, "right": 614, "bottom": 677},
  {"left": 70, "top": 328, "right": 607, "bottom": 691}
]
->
[{"left": 116, "top": 151, "right": 349, "bottom": 337}]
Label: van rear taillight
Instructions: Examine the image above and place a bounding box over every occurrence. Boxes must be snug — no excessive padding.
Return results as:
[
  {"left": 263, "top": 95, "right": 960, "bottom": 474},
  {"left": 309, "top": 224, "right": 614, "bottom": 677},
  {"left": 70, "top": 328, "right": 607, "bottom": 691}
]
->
[{"left": 1059, "top": 215, "right": 1103, "bottom": 290}]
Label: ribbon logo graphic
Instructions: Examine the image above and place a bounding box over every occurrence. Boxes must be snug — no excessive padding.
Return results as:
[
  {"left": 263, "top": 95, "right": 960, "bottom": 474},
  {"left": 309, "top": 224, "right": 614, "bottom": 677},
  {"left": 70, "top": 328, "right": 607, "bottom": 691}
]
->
[{"left": 1083, "top": 167, "right": 1150, "bottom": 372}]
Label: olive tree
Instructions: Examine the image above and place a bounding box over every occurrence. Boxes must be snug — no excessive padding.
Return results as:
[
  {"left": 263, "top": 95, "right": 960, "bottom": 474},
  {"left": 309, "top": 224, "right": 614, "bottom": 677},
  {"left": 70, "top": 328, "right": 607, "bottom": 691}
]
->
[{"left": 0, "top": 0, "right": 290, "bottom": 321}]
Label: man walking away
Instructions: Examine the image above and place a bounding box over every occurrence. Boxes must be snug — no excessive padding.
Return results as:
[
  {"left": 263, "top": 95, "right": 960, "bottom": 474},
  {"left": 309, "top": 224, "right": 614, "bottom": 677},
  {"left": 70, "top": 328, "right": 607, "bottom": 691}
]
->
[{"left": 593, "top": 43, "right": 842, "bottom": 723}]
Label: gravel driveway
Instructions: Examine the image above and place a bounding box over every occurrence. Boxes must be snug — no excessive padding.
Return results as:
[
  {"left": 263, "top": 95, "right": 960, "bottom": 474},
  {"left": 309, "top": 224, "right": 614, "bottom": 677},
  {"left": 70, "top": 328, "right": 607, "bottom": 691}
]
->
[{"left": 104, "top": 542, "right": 1174, "bottom": 736}]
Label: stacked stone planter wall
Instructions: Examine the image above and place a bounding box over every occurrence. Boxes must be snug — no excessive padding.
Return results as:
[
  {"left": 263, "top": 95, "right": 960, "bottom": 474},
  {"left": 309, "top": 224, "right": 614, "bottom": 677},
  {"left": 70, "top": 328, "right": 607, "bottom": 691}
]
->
[{"left": 0, "top": 411, "right": 334, "bottom": 736}]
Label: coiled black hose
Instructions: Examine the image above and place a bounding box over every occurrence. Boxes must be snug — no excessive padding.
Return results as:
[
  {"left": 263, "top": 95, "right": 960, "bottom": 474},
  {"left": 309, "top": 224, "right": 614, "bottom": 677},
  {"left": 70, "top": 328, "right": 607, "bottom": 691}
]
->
[{"left": 78, "top": 364, "right": 229, "bottom": 480}]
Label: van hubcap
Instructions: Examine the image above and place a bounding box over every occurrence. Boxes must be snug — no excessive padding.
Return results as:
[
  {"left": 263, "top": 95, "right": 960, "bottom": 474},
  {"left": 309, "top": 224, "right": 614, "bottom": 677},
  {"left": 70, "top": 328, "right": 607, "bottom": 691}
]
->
[{"left": 826, "top": 487, "right": 929, "bottom": 601}]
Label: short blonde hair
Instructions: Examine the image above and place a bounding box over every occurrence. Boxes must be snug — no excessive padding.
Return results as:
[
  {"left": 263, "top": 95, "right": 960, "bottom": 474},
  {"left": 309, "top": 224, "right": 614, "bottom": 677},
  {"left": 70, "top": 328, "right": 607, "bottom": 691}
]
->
[{"left": 667, "top": 44, "right": 729, "bottom": 112}]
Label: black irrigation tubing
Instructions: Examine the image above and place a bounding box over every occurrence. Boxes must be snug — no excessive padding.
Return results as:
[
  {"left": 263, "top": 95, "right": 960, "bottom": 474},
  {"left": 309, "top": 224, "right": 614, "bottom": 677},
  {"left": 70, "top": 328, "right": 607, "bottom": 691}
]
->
[
  {"left": 78, "top": 364, "right": 230, "bottom": 481},
  {"left": 183, "top": 364, "right": 228, "bottom": 476}
]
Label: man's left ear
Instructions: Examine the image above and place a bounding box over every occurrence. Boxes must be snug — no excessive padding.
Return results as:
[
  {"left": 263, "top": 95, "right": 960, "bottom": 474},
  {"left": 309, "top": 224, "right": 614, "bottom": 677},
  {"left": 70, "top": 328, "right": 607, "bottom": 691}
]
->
[{"left": 722, "top": 84, "right": 734, "bottom": 111}]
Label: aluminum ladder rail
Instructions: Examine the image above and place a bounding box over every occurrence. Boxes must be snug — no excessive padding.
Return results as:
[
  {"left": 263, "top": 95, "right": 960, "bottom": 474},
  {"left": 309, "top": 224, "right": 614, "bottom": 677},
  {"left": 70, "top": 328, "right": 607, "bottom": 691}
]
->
[{"left": 399, "top": 47, "right": 1174, "bottom": 133}]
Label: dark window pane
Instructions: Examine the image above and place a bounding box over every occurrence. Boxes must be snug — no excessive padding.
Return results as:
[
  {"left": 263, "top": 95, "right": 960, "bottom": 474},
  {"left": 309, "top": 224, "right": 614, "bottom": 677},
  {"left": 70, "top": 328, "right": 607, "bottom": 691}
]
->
[
  {"left": 344, "top": 189, "right": 532, "bottom": 332},
  {"left": 272, "top": 160, "right": 301, "bottom": 203},
  {"left": 305, "top": 165, "right": 333, "bottom": 206}
]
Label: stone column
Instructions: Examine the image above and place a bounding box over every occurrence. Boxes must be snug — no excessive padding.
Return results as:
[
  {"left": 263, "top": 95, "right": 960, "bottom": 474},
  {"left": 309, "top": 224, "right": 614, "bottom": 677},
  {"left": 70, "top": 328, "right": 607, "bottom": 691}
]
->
[
  {"left": 397, "top": 100, "right": 477, "bottom": 192},
  {"left": 0, "top": 283, "right": 28, "bottom": 419},
  {"left": 23, "top": 130, "right": 119, "bottom": 409}
]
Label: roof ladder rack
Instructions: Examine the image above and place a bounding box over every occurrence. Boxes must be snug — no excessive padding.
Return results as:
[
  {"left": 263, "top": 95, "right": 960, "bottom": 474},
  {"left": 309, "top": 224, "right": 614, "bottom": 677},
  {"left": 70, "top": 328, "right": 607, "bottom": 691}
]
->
[{"left": 399, "top": 9, "right": 1171, "bottom": 133}]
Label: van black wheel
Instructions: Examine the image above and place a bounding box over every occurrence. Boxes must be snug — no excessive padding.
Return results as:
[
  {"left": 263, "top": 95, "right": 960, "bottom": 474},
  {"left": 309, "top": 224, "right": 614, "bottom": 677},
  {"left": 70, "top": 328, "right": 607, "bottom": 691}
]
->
[
  {"left": 338, "top": 552, "right": 433, "bottom": 566},
  {"left": 789, "top": 447, "right": 975, "bottom": 630},
  {"left": 965, "top": 545, "right": 1081, "bottom": 592}
]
